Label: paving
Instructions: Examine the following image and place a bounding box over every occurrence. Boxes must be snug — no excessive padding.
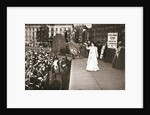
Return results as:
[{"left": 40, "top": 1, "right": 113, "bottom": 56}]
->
[{"left": 69, "top": 58, "right": 125, "bottom": 90}]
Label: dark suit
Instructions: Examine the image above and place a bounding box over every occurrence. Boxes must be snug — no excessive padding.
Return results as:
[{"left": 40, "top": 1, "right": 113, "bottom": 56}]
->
[
  {"left": 50, "top": 80, "right": 61, "bottom": 90},
  {"left": 97, "top": 43, "right": 102, "bottom": 59}
]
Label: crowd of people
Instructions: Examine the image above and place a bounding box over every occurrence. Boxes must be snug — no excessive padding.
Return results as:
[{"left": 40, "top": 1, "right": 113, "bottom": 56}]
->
[
  {"left": 25, "top": 48, "right": 71, "bottom": 90},
  {"left": 78, "top": 40, "right": 125, "bottom": 70},
  {"left": 25, "top": 42, "right": 52, "bottom": 48},
  {"left": 112, "top": 41, "right": 125, "bottom": 69},
  {"left": 25, "top": 39, "right": 125, "bottom": 90},
  {"left": 79, "top": 41, "right": 105, "bottom": 59}
]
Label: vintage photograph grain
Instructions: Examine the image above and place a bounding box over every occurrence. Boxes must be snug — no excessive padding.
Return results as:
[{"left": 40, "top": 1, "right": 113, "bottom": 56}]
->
[{"left": 25, "top": 24, "right": 125, "bottom": 90}]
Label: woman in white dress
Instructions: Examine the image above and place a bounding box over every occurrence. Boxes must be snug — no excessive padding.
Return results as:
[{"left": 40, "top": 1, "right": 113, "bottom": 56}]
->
[{"left": 86, "top": 42, "right": 99, "bottom": 71}]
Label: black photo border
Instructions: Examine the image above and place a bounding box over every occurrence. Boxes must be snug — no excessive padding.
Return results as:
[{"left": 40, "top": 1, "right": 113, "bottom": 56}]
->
[{"left": 1, "top": 0, "right": 149, "bottom": 113}]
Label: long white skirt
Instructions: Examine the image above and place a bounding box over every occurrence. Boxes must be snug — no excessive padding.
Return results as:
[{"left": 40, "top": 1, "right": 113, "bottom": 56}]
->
[{"left": 86, "top": 54, "right": 99, "bottom": 71}]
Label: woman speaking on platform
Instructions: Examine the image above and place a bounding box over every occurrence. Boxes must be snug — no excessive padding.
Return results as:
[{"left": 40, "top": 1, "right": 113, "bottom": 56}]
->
[{"left": 86, "top": 42, "right": 99, "bottom": 71}]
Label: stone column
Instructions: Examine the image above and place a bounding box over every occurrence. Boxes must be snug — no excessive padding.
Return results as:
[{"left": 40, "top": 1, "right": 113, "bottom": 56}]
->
[
  {"left": 54, "top": 27, "right": 56, "bottom": 36},
  {"left": 62, "top": 27, "right": 64, "bottom": 36},
  {"left": 48, "top": 26, "right": 51, "bottom": 37},
  {"left": 70, "top": 27, "right": 73, "bottom": 32},
  {"left": 59, "top": 27, "right": 62, "bottom": 34},
  {"left": 31, "top": 27, "right": 33, "bottom": 41},
  {"left": 27, "top": 27, "right": 29, "bottom": 41},
  {"left": 34, "top": 27, "right": 37, "bottom": 42},
  {"left": 28, "top": 27, "right": 30, "bottom": 41},
  {"left": 58, "top": 27, "right": 60, "bottom": 34}
]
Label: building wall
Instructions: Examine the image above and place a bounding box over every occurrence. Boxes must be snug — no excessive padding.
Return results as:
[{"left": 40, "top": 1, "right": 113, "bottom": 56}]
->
[
  {"left": 25, "top": 24, "right": 74, "bottom": 43},
  {"left": 90, "top": 24, "right": 125, "bottom": 43},
  {"left": 82, "top": 29, "right": 90, "bottom": 43}
]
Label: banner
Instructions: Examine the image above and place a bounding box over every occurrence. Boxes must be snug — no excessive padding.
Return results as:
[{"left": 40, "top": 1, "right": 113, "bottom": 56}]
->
[{"left": 107, "top": 33, "right": 118, "bottom": 49}]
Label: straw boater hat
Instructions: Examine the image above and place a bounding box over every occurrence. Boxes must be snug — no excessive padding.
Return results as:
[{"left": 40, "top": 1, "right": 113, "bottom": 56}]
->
[
  {"left": 118, "top": 41, "right": 122, "bottom": 44},
  {"left": 118, "top": 41, "right": 124, "bottom": 46},
  {"left": 38, "top": 77, "right": 43, "bottom": 82}
]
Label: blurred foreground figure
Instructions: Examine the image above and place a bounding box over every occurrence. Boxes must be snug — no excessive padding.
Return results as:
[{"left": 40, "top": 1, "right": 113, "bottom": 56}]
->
[{"left": 66, "top": 41, "right": 80, "bottom": 58}]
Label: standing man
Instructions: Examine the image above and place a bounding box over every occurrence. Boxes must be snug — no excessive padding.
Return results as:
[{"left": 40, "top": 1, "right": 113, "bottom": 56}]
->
[
  {"left": 65, "top": 30, "right": 69, "bottom": 43},
  {"left": 86, "top": 41, "right": 91, "bottom": 58},
  {"left": 96, "top": 41, "right": 102, "bottom": 59}
]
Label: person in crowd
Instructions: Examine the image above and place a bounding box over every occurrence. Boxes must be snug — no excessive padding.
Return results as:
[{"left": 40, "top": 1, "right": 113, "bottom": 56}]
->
[
  {"left": 53, "top": 55, "right": 60, "bottom": 74},
  {"left": 112, "top": 41, "right": 125, "bottom": 69},
  {"left": 83, "top": 42, "right": 88, "bottom": 58},
  {"left": 87, "top": 40, "right": 91, "bottom": 46},
  {"left": 49, "top": 78, "right": 61, "bottom": 90},
  {"left": 25, "top": 85, "right": 28, "bottom": 90},
  {"left": 34, "top": 77, "right": 43, "bottom": 90},
  {"left": 96, "top": 41, "right": 102, "bottom": 59},
  {"left": 79, "top": 43, "right": 85, "bottom": 58},
  {"left": 60, "top": 56, "right": 71, "bottom": 90},
  {"left": 25, "top": 48, "right": 71, "bottom": 90},
  {"left": 27, "top": 75, "right": 36, "bottom": 90},
  {"left": 100, "top": 43, "right": 106, "bottom": 60},
  {"left": 86, "top": 41, "right": 91, "bottom": 57},
  {"left": 103, "top": 42, "right": 115, "bottom": 63}
]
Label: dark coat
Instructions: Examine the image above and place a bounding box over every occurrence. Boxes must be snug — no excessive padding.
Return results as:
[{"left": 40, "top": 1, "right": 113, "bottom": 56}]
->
[
  {"left": 104, "top": 45, "right": 115, "bottom": 63},
  {"left": 112, "top": 46, "right": 125, "bottom": 69},
  {"left": 50, "top": 80, "right": 61, "bottom": 90},
  {"left": 96, "top": 43, "right": 102, "bottom": 58},
  {"left": 28, "top": 83, "right": 36, "bottom": 90}
]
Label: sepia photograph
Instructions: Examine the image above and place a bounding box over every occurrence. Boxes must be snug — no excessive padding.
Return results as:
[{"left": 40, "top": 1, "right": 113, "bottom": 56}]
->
[
  {"left": 7, "top": 6, "right": 143, "bottom": 108},
  {"left": 25, "top": 24, "right": 125, "bottom": 90}
]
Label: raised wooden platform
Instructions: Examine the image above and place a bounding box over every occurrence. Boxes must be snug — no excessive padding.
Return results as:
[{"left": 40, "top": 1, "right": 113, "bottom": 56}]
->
[{"left": 69, "top": 58, "right": 125, "bottom": 90}]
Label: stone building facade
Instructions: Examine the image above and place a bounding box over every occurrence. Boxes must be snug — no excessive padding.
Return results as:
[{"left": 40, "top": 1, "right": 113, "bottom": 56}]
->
[{"left": 25, "top": 24, "right": 74, "bottom": 43}]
